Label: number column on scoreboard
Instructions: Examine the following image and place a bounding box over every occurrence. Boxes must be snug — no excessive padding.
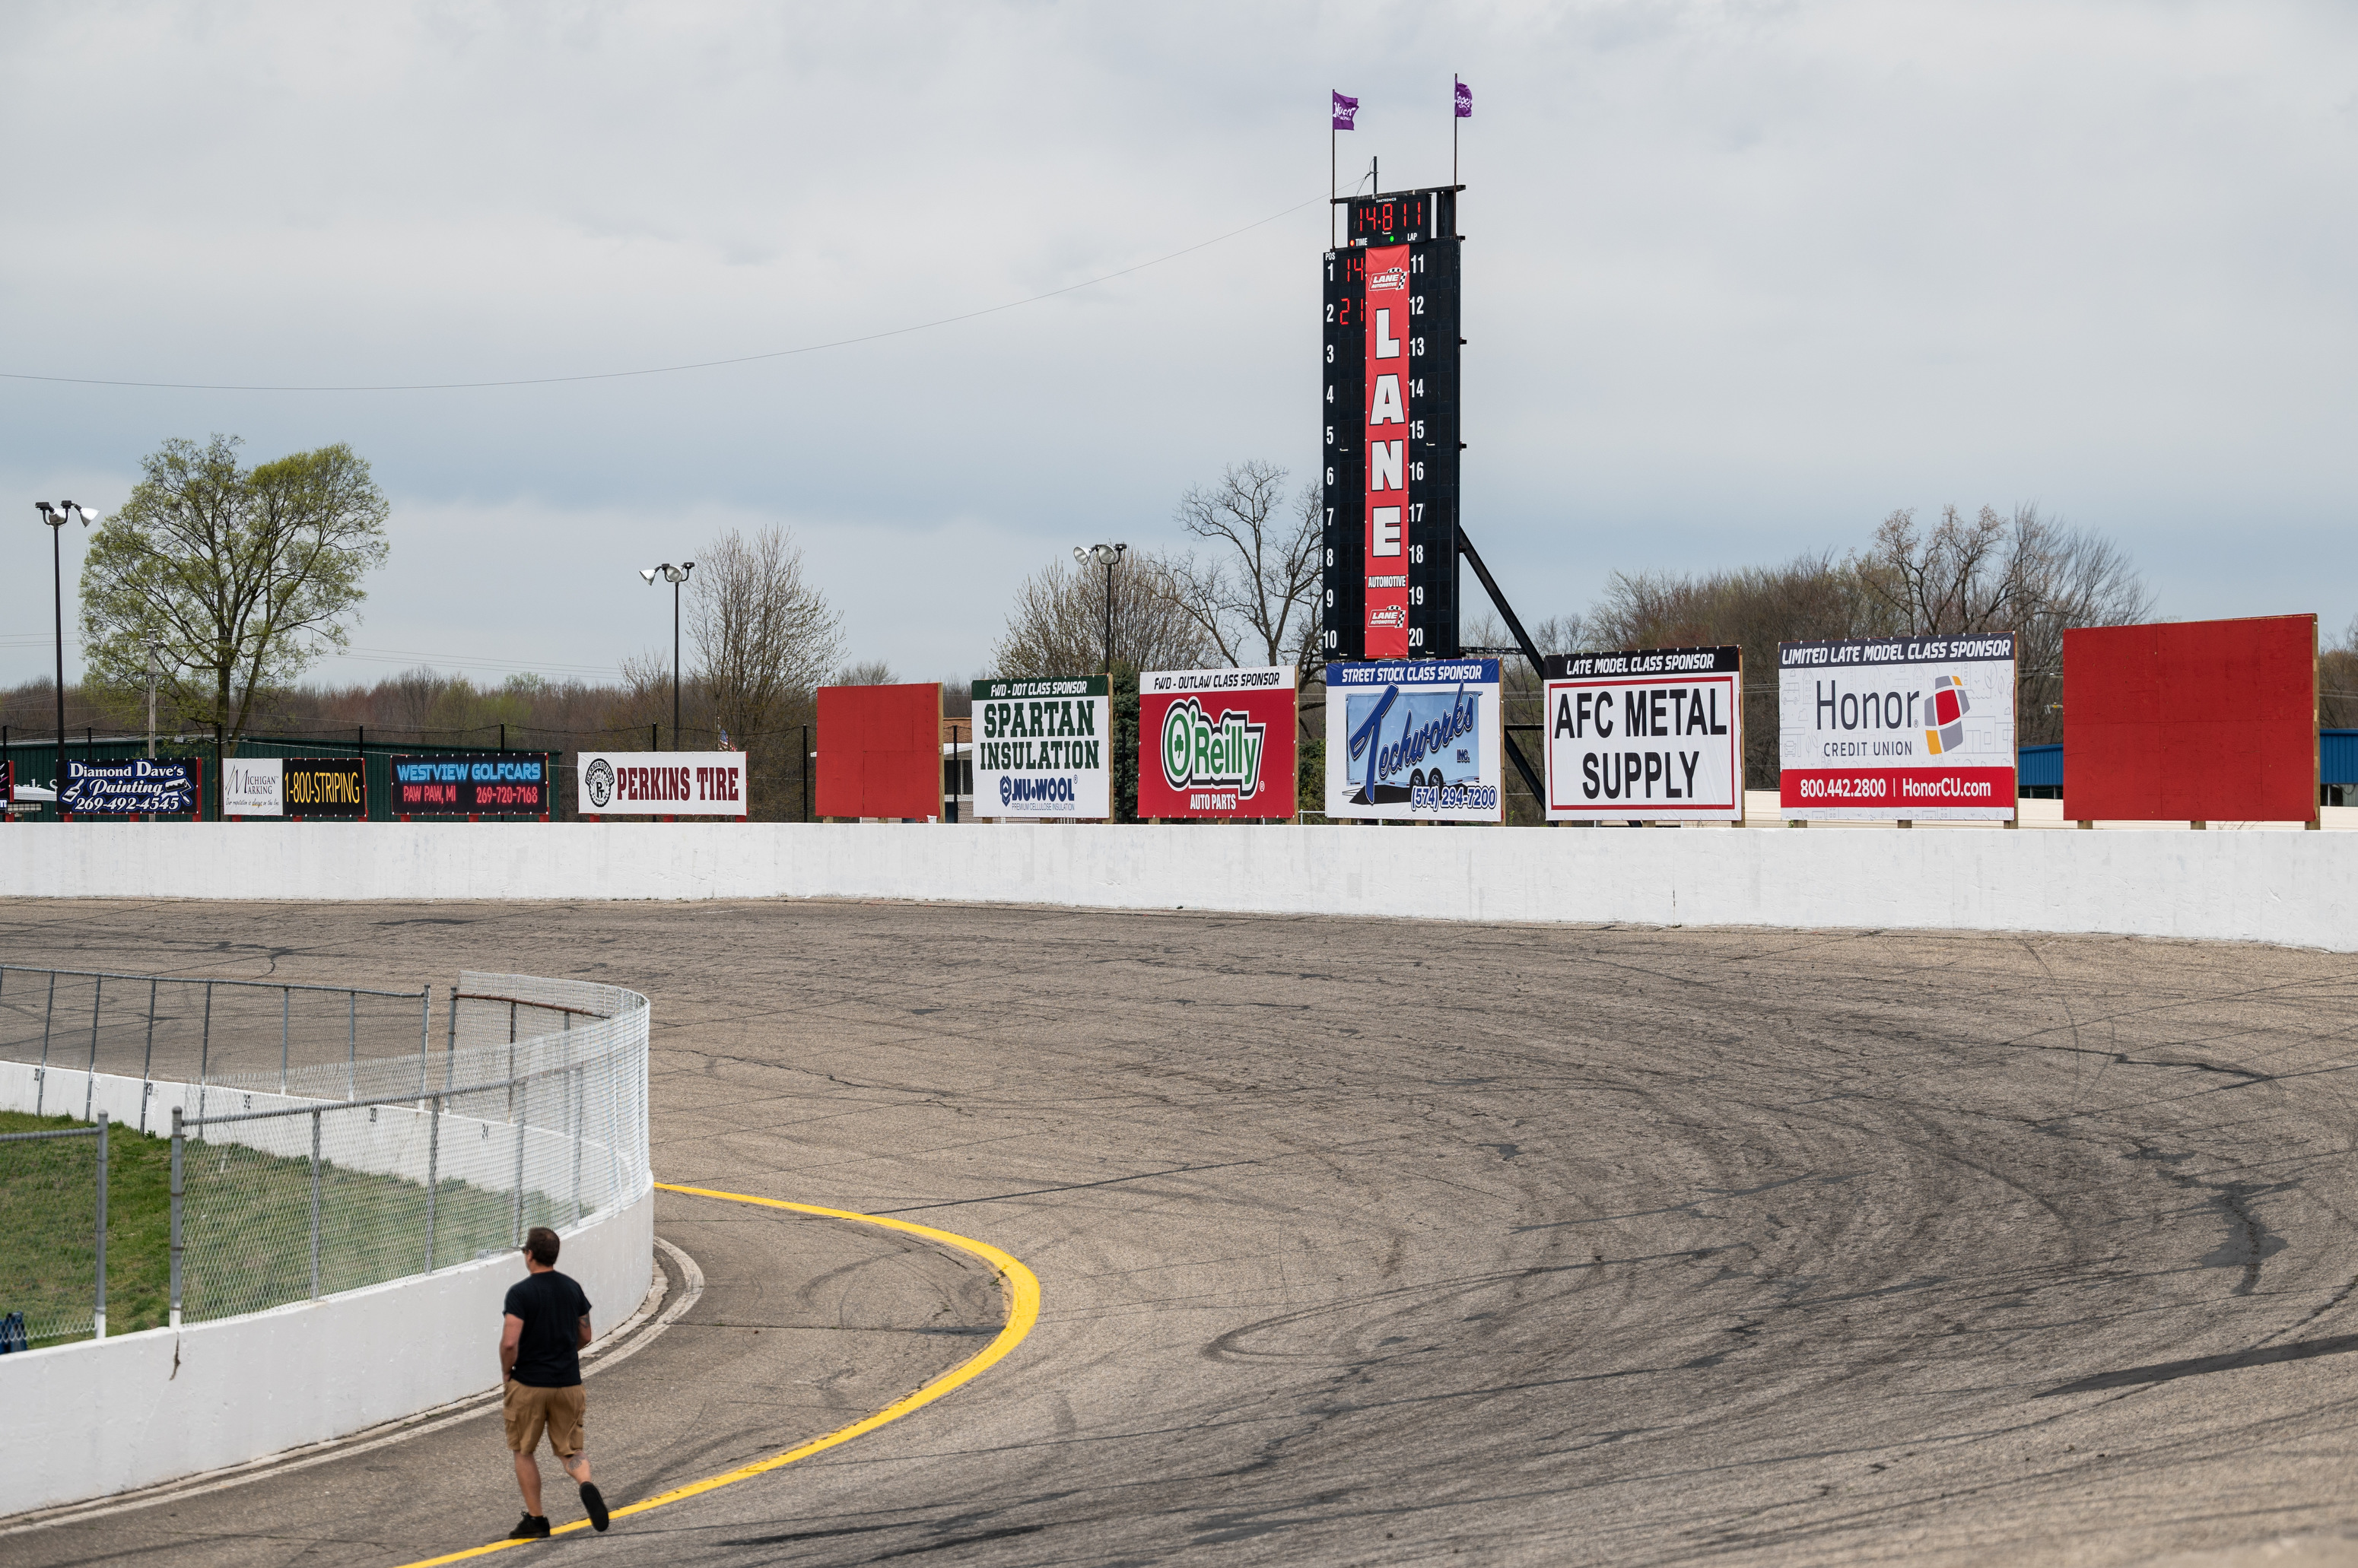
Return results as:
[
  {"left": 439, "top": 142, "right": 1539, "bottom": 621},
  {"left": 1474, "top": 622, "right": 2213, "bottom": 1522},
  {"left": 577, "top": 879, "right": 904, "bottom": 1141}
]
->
[
  {"left": 1321, "top": 249, "right": 1365, "bottom": 659},
  {"left": 1406, "top": 237, "right": 1460, "bottom": 659}
]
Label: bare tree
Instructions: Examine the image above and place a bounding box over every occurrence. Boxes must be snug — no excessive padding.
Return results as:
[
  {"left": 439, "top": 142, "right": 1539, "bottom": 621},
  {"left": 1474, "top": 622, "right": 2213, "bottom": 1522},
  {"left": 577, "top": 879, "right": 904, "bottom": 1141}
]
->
[
  {"left": 1857, "top": 504, "right": 2151, "bottom": 744},
  {"left": 990, "top": 550, "right": 1210, "bottom": 678},
  {"left": 688, "top": 525, "right": 842, "bottom": 741},
  {"left": 832, "top": 659, "right": 897, "bottom": 685},
  {"left": 2322, "top": 617, "right": 2358, "bottom": 730},
  {"left": 1169, "top": 462, "right": 1323, "bottom": 671}
]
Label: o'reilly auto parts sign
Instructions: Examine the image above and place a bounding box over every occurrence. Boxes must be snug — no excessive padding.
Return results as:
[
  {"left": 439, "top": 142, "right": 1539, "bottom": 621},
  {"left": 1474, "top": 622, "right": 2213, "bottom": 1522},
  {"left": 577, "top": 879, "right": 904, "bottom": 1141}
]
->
[{"left": 972, "top": 677, "right": 1110, "bottom": 818}]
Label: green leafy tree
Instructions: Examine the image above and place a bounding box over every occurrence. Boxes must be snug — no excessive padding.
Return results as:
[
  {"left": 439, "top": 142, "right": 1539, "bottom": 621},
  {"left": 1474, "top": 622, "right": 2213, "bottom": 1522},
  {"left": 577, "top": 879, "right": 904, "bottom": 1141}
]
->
[{"left": 80, "top": 435, "right": 390, "bottom": 743}]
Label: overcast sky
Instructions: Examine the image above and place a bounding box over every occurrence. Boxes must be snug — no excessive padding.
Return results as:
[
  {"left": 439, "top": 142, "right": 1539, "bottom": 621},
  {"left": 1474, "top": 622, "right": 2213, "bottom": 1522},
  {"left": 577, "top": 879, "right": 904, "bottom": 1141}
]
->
[{"left": 4, "top": 2, "right": 2353, "bottom": 694}]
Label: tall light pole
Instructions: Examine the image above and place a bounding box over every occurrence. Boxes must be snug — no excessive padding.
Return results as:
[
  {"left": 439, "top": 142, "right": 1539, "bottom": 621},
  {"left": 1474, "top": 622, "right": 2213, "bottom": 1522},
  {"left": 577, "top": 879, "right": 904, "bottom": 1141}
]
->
[
  {"left": 640, "top": 562, "right": 694, "bottom": 749},
  {"left": 33, "top": 501, "right": 97, "bottom": 815},
  {"left": 1073, "top": 542, "right": 1127, "bottom": 674}
]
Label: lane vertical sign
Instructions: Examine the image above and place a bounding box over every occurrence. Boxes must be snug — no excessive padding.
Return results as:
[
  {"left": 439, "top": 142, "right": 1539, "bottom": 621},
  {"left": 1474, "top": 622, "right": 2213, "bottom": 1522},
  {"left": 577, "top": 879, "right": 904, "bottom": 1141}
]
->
[{"left": 1543, "top": 646, "right": 1743, "bottom": 821}]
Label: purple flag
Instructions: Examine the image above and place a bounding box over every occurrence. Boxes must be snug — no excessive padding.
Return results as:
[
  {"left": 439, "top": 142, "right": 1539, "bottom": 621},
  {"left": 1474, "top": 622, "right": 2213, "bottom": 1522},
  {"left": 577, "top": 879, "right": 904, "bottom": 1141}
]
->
[
  {"left": 1454, "top": 81, "right": 1472, "bottom": 119},
  {"left": 1332, "top": 90, "right": 1359, "bottom": 132}
]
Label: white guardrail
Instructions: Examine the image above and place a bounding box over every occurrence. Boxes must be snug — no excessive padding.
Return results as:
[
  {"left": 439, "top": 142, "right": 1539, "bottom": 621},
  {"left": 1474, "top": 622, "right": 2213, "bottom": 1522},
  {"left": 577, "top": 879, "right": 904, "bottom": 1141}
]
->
[
  {"left": 0, "top": 975, "right": 653, "bottom": 1519},
  {"left": 3, "top": 820, "right": 2357, "bottom": 951}
]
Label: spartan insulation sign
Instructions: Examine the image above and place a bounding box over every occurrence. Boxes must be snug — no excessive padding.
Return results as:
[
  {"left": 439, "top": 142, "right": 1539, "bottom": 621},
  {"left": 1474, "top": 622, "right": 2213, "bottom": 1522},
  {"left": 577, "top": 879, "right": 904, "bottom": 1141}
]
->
[
  {"left": 973, "top": 677, "right": 1111, "bottom": 818},
  {"left": 1543, "top": 646, "right": 1743, "bottom": 821},
  {"left": 1778, "top": 635, "right": 2017, "bottom": 821},
  {"left": 1323, "top": 186, "right": 1461, "bottom": 662}
]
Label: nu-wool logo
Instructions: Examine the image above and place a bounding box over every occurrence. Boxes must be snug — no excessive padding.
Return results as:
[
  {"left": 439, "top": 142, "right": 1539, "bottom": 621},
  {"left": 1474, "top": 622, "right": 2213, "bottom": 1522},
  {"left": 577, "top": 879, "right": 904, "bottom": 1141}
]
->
[
  {"left": 1159, "top": 698, "right": 1267, "bottom": 798},
  {"left": 1922, "top": 674, "right": 1970, "bottom": 755}
]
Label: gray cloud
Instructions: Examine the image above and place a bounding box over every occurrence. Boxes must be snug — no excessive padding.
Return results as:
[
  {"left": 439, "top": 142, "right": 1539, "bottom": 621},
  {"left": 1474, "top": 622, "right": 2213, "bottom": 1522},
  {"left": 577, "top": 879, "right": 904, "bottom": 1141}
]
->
[{"left": 5, "top": 0, "right": 2354, "bottom": 693}]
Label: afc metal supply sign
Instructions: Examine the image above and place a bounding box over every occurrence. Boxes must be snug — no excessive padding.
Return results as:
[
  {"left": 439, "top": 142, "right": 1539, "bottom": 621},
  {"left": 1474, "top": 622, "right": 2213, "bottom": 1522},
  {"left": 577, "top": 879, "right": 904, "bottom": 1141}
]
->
[
  {"left": 1778, "top": 635, "right": 2017, "bottom": 821},
  {"left": 1326, "top": 659, "right": 1502, "bottom": 821},
  {"left": 1138, "top": 665, "right": 1298, "bottom": 820},
  {"left": 224, "top": 757, "right": 367, "bottom": 818},
  {"left": 972, "top": 677, "right": 1110, "bottom": 817},
  {"left": 61, "top": 758, "right": 200, "bottom": 816},
  {"left": 389, "top": 753, "right": 549, "bottom": 816},
  {"left": 1542, "top": 646, "right": 1742, "bottom": 821},
  {"left": 577, "top": 752, "right": 748, "bottom": 816}
]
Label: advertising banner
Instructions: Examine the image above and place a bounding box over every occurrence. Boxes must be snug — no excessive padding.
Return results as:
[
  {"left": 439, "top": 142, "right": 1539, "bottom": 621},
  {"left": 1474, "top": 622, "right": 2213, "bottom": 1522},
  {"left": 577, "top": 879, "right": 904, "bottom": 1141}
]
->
[
  {"left": 226, "top": 757, "right": 367, "bottom": 818},
  {"left": 61, "top": 757, "right": 200, "bottom": 817},
  {"left": 577, "top": 752, "right": 748, "bottom": 817},
  {"left": 1137, "top": 665, "right": 1298, "bottom": 820},
  {"left": 972, "top": 677, "right": 1111, "bottom": 818},
  {"left": 1778, "top": 635, "right": 2016, "bottom": 821},
  {"left": 1325, "top": 659, "right": 1502, "bottom": 821},
  {"left": 1542, "top": 646, "right": 1743, "bottom": 821},
  {"left": 389, "top": 753, "right": 550, "bottom": 817}
]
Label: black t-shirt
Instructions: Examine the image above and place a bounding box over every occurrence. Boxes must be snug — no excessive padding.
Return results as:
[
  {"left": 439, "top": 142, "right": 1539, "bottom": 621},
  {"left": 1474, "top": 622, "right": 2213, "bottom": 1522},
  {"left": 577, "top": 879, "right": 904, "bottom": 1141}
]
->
[{"left": 504, "top": 1269, "right": 592, "bottom": 1388}]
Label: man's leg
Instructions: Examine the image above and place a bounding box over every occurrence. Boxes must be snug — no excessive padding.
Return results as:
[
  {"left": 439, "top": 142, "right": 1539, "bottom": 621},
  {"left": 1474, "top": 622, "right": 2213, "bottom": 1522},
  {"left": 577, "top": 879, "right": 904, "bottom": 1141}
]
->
[
  {"left": 513, "top": 1451, "right": 545, "bottom": 1516},
  {"left": 561, "top": 1453, "right": 593, "bottom": 1486}
]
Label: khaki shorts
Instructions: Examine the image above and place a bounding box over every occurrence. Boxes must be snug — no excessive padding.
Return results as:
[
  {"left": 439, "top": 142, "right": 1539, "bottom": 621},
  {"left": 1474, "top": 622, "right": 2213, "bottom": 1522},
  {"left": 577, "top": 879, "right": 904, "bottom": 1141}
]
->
[{"left": 504, "top": 1379, "right": 586, "bottom": 1458}]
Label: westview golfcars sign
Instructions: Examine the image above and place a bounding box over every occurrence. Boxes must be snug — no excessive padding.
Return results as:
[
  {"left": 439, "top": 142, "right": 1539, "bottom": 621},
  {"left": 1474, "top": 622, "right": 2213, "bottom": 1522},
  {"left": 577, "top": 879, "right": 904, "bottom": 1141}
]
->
[
  {"left": 972, "top": 677, "right": 1111, "bottom": 818},
  {"left": 1778, "top": 635, "right": 2017, "bottom": 821},
  {"left": 1542, "top": 646, "right": 1743, "bottom": 821},
  {"left": 1325, "top": 659, "right": 1502, "bottom": 821},
  {"left": 1138, "top": 665, "right": 1297, "bottom": 819}
]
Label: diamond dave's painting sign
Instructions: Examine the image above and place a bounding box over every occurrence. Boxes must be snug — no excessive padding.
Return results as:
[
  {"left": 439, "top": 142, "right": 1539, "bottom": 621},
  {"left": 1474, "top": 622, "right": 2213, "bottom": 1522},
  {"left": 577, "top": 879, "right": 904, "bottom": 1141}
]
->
[
  {"left": 60, "top": 757, "right": 200, "bottom": 816},
  {"left": 1324, "top": 659, "right": 1502, "bottom": 821},
  {"left": 972, "top": 677, "right": 1111, "bottom": 819},
  {"left": 1778, "top": 635, "right": 2017, "bottom": 821},
  {"left": 1137, "top": 665, "right": 1298, "bottom": 820}
]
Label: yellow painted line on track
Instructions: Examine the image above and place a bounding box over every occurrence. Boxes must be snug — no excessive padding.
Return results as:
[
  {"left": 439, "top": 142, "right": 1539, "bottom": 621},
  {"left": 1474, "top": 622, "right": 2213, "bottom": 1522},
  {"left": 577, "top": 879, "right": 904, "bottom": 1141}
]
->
[{"left": 392, "top": 1182, "right": 1041, "bottom": 1568}]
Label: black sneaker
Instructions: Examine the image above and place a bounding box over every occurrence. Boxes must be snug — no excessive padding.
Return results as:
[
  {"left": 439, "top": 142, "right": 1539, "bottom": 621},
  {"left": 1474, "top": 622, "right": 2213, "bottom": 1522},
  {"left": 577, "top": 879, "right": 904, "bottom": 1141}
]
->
[
  {"left": 580, "top": 1482, "right": 609, "bottom": 1533},
  {"left": 507, "top": 1513, "right": 551, "bottom": 1540}
]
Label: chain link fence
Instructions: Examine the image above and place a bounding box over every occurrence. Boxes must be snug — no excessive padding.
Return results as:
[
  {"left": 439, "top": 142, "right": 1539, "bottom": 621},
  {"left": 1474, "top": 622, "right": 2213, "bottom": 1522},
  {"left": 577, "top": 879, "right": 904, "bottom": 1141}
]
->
[
  {"left": 0, "top": 967, "right": 648, "bottom": 1342},
  {"left": 0, "top": 1118, "right": 106, "bottom": 1350}
]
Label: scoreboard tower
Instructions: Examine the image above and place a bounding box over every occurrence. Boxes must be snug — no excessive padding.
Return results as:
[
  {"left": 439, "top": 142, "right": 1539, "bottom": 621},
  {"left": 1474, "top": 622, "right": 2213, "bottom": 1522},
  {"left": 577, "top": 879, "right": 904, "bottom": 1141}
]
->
[{"left": 1321, "top": 186, "right": 1462, "bottom": 662}]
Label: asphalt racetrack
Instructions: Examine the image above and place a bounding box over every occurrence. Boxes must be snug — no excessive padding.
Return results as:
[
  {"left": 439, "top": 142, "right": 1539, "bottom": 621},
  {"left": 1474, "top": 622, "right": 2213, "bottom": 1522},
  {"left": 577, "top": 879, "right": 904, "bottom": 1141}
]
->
[{"left": 8, "top": 897, "right": 2358, "bottom": 1567}]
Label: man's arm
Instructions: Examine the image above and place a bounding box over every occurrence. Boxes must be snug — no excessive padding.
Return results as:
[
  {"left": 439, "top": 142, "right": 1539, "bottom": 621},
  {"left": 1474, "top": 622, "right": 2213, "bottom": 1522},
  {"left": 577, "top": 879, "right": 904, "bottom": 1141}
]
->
[
  {"left": 501, "top": 1313, "right": 524, "bottom": 1380},
  {"left": 577, "top": 1314, "right": 593, "bottom": 1349}
]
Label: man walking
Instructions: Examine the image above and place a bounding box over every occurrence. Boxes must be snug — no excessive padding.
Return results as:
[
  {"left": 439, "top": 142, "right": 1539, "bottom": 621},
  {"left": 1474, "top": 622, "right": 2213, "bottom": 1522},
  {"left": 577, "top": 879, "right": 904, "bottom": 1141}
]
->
[{"left": 499, "top": 1226, "right": 609, "bottom": 1538}]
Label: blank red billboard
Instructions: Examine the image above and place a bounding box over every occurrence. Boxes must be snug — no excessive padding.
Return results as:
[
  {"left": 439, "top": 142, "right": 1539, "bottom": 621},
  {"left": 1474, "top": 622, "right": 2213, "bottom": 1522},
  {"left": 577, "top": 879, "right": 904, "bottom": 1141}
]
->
[
  {"left": 817, "top": 684, "right": 944, "bottom": 821},
  {"left": 2064, "top": 615, "right": 2316, "bottom": 823}
]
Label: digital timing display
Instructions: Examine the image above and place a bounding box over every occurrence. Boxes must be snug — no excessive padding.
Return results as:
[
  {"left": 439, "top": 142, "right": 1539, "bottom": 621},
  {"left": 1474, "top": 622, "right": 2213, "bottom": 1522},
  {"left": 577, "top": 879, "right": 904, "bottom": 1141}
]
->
[{"left": 1322, "top": 185, "right": 1462, "bottom": 662}]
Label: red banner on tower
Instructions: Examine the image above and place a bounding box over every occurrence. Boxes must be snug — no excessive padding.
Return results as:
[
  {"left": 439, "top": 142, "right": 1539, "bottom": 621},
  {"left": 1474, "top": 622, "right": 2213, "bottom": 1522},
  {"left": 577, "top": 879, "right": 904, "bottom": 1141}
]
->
[{"left": 1362, "top": 243, "right": 1413, "bottom": 658}]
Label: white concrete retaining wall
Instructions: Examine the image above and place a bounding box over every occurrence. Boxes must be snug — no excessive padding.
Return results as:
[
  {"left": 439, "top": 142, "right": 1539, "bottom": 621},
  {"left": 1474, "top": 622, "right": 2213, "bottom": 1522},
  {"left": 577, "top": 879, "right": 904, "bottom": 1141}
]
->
[
  {"left": 4, "top": 819, "right": 2357, "bottom": 951},
  {"left": 0, "top": 1067, "right": 651, "bottom": 1518},
  {"left": 0, "top": 1189, "right": 650, "bottom": 1517}
]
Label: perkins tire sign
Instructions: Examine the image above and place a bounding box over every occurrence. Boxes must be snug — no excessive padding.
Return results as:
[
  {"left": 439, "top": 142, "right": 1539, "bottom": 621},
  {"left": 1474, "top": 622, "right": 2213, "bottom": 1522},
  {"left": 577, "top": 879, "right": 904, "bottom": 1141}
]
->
[
  {"left": 1325, "top": 659, "right": 1502, "bottom": 821},
  {"left": 1137, "top": 665, "right": 1298, "bottom": 820},
  {"left": 972, "top": 677, "right": 1111, "bottom": 818},
  {"left": 1543, "top": 646, "right": 1743, "bottom": 821},
  {"left": 1778, "top": 635, "right": 2017, "bottom": 821},
  {"left": 575, "top": 752, "right": 748, "bottom": 816}
]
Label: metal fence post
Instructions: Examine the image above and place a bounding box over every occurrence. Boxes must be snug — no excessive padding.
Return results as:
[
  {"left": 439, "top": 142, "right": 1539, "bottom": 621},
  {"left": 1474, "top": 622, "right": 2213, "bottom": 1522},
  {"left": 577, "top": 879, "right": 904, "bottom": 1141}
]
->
[
  {"left": 85, "top": 974, "right": 103, "bottom": 1122},
  {"left": 418, "top": 989, "right": 431, "bottom": 1098},
  {"left": 37, "top": 970, "right": 55, "bottom": 1115},
  {"left": 198, "top": 980, "right": 213, "bottom": 1122},
  {"left": 94, "top": 1112, "right": 109, "bottom": 1341},
  {"left": 444, "top": 986, "right": 458, "bottom": 1089},
  {"left": 140, "top": 978, "right": 157, "bottom": 1134},
  {"left": 424, "top": 1093, "right": 441, "bottom": 1274},
  {"left": 309, "top": 1108, "right": 323, "bottom": 1301},
  {"left": 280, "top": 986, "right": 290, "bottom": 1094},
  {"left": 170, "top": 1108, "right": 183, "bottom": 1330},
  {"left": 513, "top": 1071, "right": 528, "bottom": 1247},
  {"left": 570, "top": 1062, "right": 584, "bottom": 1225}
]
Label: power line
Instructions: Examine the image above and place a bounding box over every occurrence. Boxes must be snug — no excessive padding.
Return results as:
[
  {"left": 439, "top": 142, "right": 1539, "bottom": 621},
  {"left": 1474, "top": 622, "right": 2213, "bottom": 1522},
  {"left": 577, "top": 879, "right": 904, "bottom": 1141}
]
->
[{"left": 0, "top": 195, "right": 1321, "bottom": 395}]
